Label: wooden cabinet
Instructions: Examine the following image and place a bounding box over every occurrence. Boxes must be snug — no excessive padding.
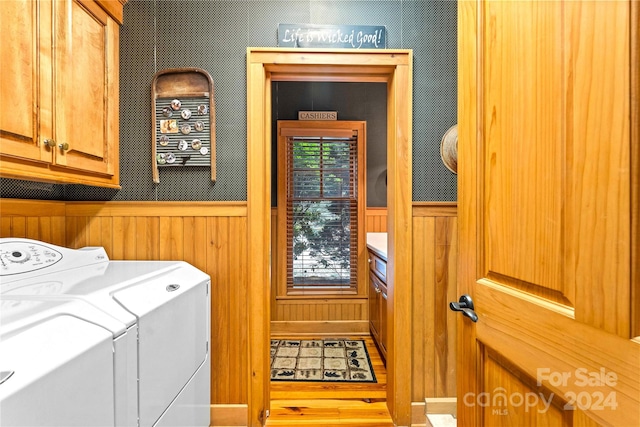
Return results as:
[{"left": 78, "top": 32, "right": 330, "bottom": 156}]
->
[
  {"left": 0, "top": 0, "right": 124, "bottom": 188},
  {"left": 368, "top": 250, "right": 387, "bottom": 360}
]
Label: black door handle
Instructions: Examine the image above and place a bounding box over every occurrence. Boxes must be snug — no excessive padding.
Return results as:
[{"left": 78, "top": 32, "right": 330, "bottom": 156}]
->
[{"left": 449, "top": 294, "right": 478, "bottom": 322}]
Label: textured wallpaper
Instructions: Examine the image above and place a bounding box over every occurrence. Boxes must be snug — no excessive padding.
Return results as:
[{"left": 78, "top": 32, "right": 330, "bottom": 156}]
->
[{"left": 0, "top": 0, "right": 457, "bottom": 202}]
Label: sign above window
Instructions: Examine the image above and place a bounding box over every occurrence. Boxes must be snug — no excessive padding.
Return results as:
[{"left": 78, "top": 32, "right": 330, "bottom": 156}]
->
[
  {"left": 298, "top": 111, "right": 337, "bottom": 121},
  {"left": 278, "top": 24, "right": 387, "bottom": 49}
]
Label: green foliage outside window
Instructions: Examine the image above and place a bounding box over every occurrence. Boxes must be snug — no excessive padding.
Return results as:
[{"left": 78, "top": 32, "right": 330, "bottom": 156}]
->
[{"left": 289, "top": 138, "right": 356, "bottom": 287}]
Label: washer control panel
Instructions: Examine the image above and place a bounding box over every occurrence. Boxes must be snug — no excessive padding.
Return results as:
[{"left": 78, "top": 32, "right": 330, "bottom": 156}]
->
[{"left": 0, "top": 239, "right": 108, "bottom": 278}]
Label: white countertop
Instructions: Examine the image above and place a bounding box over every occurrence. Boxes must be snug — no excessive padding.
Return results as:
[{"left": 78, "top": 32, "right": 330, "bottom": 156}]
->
[{"left": 366, "top": 232, "right": 387, "bottom": 260}]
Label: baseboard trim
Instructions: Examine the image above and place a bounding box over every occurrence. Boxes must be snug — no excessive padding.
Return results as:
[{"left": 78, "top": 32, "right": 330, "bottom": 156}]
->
[
  {"left": 412, "top": 401, "right": 427, "bottom": 426},
  {"left": 270, "top": 320, "right": 370, "bottom": 336},
  {"left": 424, "top": 397, "right": 456, "bottom": 415},
  {"left": 416, "top": 398, "right": 456, "bottom": 427},
  {"left": 210, "top": 404, "right": 248, "bottom": 427}
]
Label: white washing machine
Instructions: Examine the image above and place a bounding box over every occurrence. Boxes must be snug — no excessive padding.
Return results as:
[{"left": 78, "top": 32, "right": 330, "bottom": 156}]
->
[
  {"left": 1, "top": 297, "right": 123, "bottom": 426},
  {"left": 0, "top": 238, "right": 211, "bottom": 427}
]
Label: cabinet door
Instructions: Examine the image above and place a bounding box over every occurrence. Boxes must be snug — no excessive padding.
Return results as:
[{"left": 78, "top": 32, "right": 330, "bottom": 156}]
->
[
  {"left": 52, "top": 0, "right": 117, "bottom": 176},
  {"left": 0, "top": 0, "right": 51, "bottom": 163},
  {"left": 379, "top": 282, "right": 387, "bottom": 357},
  {"left": 368, "top": 272, "right": 381, "bottom": 342}
]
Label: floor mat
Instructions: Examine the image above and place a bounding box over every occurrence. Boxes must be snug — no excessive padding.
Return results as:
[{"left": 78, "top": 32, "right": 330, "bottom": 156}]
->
[{"left": 270, "top": 338, "right": 377, "bottom": 382}]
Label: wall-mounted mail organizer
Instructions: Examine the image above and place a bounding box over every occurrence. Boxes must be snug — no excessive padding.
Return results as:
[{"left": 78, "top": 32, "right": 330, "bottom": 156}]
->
[{"left": 151, "top": 67, "right": 216, "bottom": 183}]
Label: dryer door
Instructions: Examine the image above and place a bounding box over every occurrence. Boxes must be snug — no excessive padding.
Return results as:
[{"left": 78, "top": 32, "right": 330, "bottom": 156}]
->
[{"left": 113, "top": 270, "right": 209, "bottom": 427}]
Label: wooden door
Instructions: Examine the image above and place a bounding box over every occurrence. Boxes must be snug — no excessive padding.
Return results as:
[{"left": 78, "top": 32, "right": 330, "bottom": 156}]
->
[
  {"left": 52, "top": 0, "right": 117, "bottom": 176},
  {"left": 0, "top": 0, "right": 51, "bottom": 163},
  {"left": 457, "top": 1, "right": 639, "bottom": 426}
]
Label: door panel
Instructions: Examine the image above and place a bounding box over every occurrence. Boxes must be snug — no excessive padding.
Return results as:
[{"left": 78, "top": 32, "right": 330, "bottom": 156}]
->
[
  {"left": 369, "top": 272, "right": 381, "bottom": 343},
  {"left": 0, "top": 0, "right": 50, "bottom": 163},
  {"left": 483, "top": 0, "right": 565, "bottom": 301},
  {"left": 458, "top": 1, "right": 639, "bottom": 426},
  {"left": 482, "top": 349, "right": 569, "bottom": 426},
  {"left": 565, "top": 0, "right": 631, "bottom": 335},
  {"left": 474, "top": 283, "right": 639, "bottom": 426},
  {"left": 54, "top": 0, "right": 115, "bottom": 176}
]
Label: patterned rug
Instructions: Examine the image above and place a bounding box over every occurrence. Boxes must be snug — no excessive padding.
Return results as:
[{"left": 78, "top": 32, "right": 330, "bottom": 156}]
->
[{"left": 270, "top": 338, "right": 377, "bottom": 382}]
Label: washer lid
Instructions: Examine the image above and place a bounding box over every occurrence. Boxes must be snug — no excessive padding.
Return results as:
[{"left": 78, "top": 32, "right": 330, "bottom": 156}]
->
[
  {"left": 1, "top": 298, "right": 128, "bottom": 339},
  {"left": 112, "top": 267, "right": 209, "bottom": 427},
  {"left": 0, "top": 261, "right": 198, "bottom": 329},
  {"left": 0, "top": 315, "right": 115, "bottom": 427}
]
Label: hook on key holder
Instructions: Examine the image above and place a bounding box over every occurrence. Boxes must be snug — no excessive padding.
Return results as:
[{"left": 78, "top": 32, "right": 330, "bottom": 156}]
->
[{"left": 449, "top": 294, "right": 478, "bottom": 322}]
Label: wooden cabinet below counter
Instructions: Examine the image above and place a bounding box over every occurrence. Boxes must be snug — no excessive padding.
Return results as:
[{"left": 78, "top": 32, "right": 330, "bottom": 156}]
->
[
  {"left": 368, "top": 248, "right": 387, "bottom": 361},
  {"left": 0, "top": 0, "right": 124, "bottom": 188}
]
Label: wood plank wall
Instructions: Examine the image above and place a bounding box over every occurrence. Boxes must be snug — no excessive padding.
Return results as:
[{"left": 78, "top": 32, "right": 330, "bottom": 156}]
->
[
  {"left": 368, "top": 203, "right": 458, "bottom": 400},
  {"left": 0, "top": 199, "right": 66, "bottom": 245},
  {"left": 0, "top": 199, "right": 456, "bottom": 408},
  {"left": 0, "top": 199, "right": 248, "bottom": 406},
  {"left": 366, "top": 207, "right": 388, "bottom": 232},
  {"left": 412, "top": 203, "right": 458, "bottom": 400}
]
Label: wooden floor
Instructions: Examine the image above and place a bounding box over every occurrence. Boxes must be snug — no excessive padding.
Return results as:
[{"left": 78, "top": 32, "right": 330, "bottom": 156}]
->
[{"left": 267, "top": 335, "right": 393, "bottom": 426}]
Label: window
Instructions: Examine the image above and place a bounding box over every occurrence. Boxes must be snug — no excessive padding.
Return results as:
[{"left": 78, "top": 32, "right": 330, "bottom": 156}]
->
[{"left": 277, "top": 121, "right": 366, "bottom": 297}]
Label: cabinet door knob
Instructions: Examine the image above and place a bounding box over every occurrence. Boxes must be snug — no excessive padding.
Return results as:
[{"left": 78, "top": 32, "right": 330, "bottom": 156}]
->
[
  {"left": 43, "top": 139, "right": 55, "bottom": 147},
  {"left": 58, "top": 142, "right": 69, "bottom": 151}
]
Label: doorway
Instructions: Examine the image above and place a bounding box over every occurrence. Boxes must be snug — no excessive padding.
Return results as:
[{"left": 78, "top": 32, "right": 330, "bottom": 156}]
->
[{"left": 247, "top": 47, "right": 413, "bottom": 427}]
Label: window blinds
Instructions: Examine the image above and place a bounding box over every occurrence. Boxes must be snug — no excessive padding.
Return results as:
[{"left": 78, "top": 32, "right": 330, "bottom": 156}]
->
[{"left": 285, "top": 135, "right": 359, "bottom": 293}]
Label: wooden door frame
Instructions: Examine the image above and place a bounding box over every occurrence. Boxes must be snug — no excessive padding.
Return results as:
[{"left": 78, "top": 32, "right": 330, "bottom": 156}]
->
[
  {"left": 456, "top": 1, "right": 478, "bottom": 425},
  {"left": 247, "top": 47, "right": 413, "bottom": 426}
]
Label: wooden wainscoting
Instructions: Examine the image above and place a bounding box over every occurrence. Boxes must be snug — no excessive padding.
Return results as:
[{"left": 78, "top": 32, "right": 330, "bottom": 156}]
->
[
  {"left": 412, "top": 202, "right": 458, "bottom": 404},
  {"left": 1, "top": 198, "right": 457, "bottom": 426},
  {"left": 366, "top": 207, "right": 388, "bottom": 233},
  {"left": 0, "top": 199, "right": 250, "bottom": 416},
  {"left": 0, "top": 199, "right": 66, "bottom": 245}
]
